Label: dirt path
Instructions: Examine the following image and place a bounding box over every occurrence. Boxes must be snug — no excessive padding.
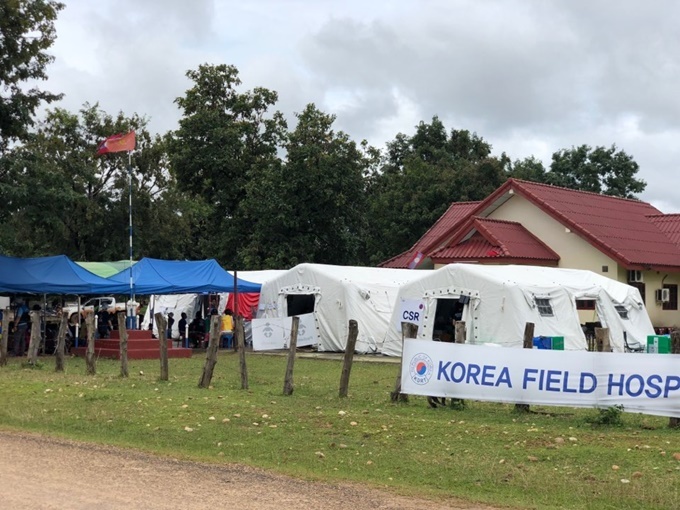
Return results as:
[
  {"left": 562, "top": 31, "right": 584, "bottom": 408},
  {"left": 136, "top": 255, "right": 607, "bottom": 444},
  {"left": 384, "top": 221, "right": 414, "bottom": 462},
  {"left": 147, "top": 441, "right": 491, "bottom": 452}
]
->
[{"left": 0, "top": 431, "right": 503, "bottom": 510}]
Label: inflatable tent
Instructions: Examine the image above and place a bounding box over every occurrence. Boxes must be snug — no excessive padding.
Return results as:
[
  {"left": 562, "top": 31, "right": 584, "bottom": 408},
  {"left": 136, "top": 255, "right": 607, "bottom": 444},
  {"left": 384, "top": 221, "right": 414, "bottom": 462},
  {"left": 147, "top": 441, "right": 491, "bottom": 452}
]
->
[
  {"left": 383, "top": 264, "right": 654, "bottom": 356},
  {"left": 256, "top": 263, "right": 426, "bottom": 353}
]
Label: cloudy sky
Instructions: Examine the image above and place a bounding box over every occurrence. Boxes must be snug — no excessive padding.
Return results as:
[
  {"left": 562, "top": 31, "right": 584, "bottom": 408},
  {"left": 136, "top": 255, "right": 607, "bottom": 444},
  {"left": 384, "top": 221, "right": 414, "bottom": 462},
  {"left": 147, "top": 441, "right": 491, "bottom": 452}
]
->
[{"left": 46, "top": 0, "right": 680, "bottom": 211}]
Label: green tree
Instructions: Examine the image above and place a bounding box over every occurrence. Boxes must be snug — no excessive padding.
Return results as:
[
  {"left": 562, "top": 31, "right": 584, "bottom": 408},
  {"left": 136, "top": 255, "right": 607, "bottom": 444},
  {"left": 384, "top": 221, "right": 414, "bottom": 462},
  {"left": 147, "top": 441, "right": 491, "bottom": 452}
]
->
[
  {"left": 240, "top": 104, "right": 370, "bottom": 268},
  {"left": 0, "top": 0, "right": 64, "bottom": 151},
  {"left": 0, "top": 104, "right": 192, "bottom": 260},
  {"left": 506, "top": 156, "right": 548, "bottom": 183},
  {"left": 366, "top": 118, "right": 508, "bottom": 264},
  {"left": 169, "top": 64, "right": 286, "bottom": 264},
  {"left": 547, "top": 144, "right": 646, "bottom": 198}
]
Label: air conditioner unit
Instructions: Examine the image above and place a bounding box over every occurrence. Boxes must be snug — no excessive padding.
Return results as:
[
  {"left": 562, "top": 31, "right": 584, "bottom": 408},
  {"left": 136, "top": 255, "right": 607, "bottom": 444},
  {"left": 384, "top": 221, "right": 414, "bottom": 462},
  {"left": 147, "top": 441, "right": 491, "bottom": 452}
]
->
[
  {"left": 627, "top": 270, "right": 643, "bottom": 283},
  {"left": 655, "top": 288, "right": 670, "bottom": 303}
]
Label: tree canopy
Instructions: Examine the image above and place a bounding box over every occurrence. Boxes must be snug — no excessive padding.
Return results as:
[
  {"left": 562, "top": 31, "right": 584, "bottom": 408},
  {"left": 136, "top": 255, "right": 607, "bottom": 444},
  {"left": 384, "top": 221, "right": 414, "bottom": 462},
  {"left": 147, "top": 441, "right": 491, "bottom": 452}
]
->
[
  {"left": 0, "top": 0, "right": 64, "bottom": 151},
  {"left": 240, "top": 104, "right": 370, "bottom": 268},
  {"left": 364, "top": 118, "right": 508, "bottom": 264},
  {"left": 0, "top": 24, "right": 651, "bottom": 268}
]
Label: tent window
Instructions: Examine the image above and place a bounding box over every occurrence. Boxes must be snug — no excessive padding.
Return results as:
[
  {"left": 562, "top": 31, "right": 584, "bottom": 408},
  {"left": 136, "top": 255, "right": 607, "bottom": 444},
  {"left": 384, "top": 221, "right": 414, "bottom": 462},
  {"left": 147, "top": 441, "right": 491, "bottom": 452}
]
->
[
  {"left": 535, "top": 298, "right": 553, "bottom": 317},
  {"left": 286, "top": 294, "right": 315, "bottom": 316},
  {"left": 614, "top": 305, "right": 629, "bottom": 320},
  {"left": 576, "top": 299, "right": 596, "bottom": 310}
]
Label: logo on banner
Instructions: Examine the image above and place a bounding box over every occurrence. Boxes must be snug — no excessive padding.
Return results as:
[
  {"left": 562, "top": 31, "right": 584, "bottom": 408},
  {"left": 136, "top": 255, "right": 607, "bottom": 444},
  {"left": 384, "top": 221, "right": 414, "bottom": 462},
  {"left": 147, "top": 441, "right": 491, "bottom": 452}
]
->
[
  {"left": 263, "top": 323, "right": 273, "bottom": 338},
  {"left": 409, "top": 353, "right": 434, "bottom": 385}
]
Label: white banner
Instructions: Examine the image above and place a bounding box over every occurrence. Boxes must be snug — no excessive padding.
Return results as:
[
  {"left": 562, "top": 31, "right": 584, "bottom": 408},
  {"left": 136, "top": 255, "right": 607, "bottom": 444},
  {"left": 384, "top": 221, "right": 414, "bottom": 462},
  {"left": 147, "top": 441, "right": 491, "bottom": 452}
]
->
[
  {"left": 283, "top": 313, "right": 318, "bottom": 348},
  {"left": 401, "top": 340, "right": 680, "bottom": 418},
  {"left": 394, "top": 298, "right": 425, "bottom": 332},
  {"left": 252, "top": 313, "right": 319, "bottom": 351},
  {"left": 252, "top": 317, "right": 286, "bottom": 350}
]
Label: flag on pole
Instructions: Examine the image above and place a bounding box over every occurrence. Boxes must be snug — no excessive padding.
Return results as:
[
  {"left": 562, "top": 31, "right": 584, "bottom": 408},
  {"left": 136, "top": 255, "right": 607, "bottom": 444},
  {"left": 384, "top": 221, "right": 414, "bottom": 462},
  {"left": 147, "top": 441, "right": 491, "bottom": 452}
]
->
[
  {"left": 407, "top": 251, "right": 424, "bottom": 269},
  {"left": 96, "top": 131, "right": 136, "bottom": 155}
]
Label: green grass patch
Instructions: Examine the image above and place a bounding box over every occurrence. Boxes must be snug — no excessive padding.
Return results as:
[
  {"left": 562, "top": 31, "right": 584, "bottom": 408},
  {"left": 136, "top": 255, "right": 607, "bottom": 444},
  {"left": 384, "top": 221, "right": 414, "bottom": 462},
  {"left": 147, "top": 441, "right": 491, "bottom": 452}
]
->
[{"left": 1, "top": 353, "right": 679, "bottom": 509}]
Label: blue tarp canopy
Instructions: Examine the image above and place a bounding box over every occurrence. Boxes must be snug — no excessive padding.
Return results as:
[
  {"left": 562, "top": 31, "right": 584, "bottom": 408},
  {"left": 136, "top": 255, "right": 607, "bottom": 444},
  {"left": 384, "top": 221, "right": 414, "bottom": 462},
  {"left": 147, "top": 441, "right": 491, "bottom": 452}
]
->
[
  {"left": 107, "top": 258, "right": 261, "bottom": 294},
  {"left": 0, "top": 254, "right": 130, "bottom": 294}
]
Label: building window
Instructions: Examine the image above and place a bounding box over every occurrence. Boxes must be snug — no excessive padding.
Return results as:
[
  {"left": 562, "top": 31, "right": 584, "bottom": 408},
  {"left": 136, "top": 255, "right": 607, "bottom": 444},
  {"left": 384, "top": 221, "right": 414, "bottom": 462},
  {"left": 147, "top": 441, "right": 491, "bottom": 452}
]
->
[
  {"left": 628, "top": 282, "right": 646, "bottom": 305},
  {"left": 602, "top": 266, "right": 608, "bottom": 273},
  {"left": 663, "top": 284, "right": 678, "bottom": 311},
  {"left": 576, "top": 300, "right": 596, "bottom": 310},
  {"left": 614, "top": 305, "right": 629, "bottom": 320},
  {"left": 535, "top": 298, "right": 554, "bottom": 317}
]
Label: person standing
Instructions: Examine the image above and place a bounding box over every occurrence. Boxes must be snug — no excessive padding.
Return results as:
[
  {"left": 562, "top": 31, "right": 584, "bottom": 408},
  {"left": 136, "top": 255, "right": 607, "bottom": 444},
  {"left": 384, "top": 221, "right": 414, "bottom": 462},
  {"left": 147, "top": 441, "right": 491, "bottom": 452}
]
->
[
  {"left": 220, "top": 308, "right": 234, "bottom": 349},
  {"left": 178, "top": 312, "right": 188, "bottom": 348},
  {"left": 97, "top": 305, "right": 113, "bottom": 339},
  {"left": 13, "top": 299, "right": 30, "bottom": 356},
  {"left": 167, "top": 312, "right": 176, "bottom": 346}
]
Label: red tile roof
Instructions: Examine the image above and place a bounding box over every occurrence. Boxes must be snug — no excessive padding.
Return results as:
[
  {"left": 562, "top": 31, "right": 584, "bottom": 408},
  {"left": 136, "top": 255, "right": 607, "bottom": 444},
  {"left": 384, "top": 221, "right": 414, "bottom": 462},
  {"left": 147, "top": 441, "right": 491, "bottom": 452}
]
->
[
  {"left": 431, "top": 217, "right": 560, "bottom": 264},
  {"left": 648, "top": 214, "right": 680, "bottom": 248},
  {"left": 491, "top": 179, "right": 680, "bottom": 270},
  {"left": 380, "top": 178, "right": 680, "bottom": 271},
  {"left": 380, "top": 201, "right": 479, "bottom": 268}
]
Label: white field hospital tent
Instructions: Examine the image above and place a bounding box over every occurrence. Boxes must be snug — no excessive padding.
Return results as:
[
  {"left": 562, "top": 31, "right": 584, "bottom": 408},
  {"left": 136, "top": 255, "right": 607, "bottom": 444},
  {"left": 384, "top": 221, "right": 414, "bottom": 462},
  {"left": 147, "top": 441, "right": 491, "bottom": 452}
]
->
[
  {"left": 256, "top": 263, "right": 427, "bottom": 353},
  {"left": 383, "top": 264, "right": 654, "bottom": 356}
]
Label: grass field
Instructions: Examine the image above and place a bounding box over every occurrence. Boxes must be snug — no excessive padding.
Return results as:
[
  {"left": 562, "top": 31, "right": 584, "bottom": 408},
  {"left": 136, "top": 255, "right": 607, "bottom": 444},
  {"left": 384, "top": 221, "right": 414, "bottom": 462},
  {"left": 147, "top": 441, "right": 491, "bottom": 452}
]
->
[{"left": 0, "top": 352, "right": 678, "bottom": 509}]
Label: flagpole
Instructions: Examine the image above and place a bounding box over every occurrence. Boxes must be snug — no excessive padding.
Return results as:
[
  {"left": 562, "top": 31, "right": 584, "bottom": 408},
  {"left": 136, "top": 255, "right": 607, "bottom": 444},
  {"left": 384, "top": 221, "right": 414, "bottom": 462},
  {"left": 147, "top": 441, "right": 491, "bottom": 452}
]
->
[{"left": 128, "top": 150, "right": 134, "bottom": 328}]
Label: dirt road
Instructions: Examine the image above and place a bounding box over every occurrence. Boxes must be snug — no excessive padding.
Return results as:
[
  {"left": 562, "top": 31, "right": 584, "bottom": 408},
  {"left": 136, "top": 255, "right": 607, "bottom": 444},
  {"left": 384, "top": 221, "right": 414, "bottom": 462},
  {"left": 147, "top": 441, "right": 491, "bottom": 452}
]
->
[{"left": 0, "top": 431, "right": 502, "bottom": 510}]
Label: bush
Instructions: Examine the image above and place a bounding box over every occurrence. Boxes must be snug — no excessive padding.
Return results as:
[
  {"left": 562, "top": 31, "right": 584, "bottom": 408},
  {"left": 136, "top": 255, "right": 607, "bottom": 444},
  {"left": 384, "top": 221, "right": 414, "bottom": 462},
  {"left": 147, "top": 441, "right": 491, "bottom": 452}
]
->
[{"left": 586, "top": 405, "right": 624, "bottom": 426}]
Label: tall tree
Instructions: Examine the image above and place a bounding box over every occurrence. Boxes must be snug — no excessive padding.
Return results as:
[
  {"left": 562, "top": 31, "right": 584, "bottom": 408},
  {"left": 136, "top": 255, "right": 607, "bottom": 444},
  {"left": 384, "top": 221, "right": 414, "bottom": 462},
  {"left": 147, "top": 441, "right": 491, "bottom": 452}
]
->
[
  {"left": 240, "top": 104, "right": 370, "bottom": 268},
  {"left": 365, "top": 118, "right": 508, "bottom": 264},
  {"left": 169, "top": 64, "right": 286, "bottom": 264},
  {"left": 0, "top": 104, "right": 192, "bottom": 260},
  {"left": 548, "top": 144, "right": 645, "bottom": 198},
  {"left": 0, "top": 0, "right": 64, "bottom": 151}
]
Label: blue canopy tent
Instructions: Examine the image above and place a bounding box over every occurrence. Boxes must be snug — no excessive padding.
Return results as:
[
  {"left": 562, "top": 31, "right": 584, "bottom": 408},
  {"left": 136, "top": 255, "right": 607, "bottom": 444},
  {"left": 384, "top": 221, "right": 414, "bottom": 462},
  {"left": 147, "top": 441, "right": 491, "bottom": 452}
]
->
[
  {"left": 106, "top": 258, "right": 261, "bottom": 295},
  {"left": 0, "top": 254, "right": 130, "bottom": 295}
]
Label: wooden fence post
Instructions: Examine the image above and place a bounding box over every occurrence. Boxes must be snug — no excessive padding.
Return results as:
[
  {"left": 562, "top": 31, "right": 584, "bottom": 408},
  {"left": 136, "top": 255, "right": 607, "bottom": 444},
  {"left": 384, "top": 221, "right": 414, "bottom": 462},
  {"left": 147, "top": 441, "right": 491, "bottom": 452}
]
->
[
  {"left": 85, "top": 312, "right": 96, "bottom": 375},
  {"left": 514, "top": 322, "right": 535, "bottom": 413},
  {"left": 283, "top": 316, "right": 299, "bottom": 396},
  {"left": 595, "top": 327, "right": 611, "bottom": 352},
  {"left": 391, "top": 322, "right": 417, "bottom": 403},
  {"left": 27, "top": 310, "right": 41, "bottom": 365},
  {"left": 455, "top": 321, "right": 466, "bottom": 343},
  {"left": 670, "top": 330, "right": 680, "bottom": 429},
  {"left": 0, "top": 307, "right": 10, "bottom": 366},
  {"left": 449, "top": 320, "right": 467, "bottom": 408},
  {"left": 55, "top": 311, "right": 68, "bottom": 372},
  {"left": 198, "top": 315, "right": 220, "bottom": 388},
  {"left": 339, "top": 320, "right": 359, "bottom": 398},
  {"left": 235, "top": 316, "right": 248, "bottom": 390},
  {"left": 155, "top": 313, "right": 169, "bottom": 381},
  {"left": 117, "top": 312, "right": 129, "bottom": 378}
]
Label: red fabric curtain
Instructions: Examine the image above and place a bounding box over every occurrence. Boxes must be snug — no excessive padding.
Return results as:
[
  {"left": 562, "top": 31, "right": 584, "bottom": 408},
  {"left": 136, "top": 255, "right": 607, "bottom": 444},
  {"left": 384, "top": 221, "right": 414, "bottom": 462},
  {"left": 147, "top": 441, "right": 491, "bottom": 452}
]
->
[{"left": 226, "top": 292, "right": 260, "bottom": 320}]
